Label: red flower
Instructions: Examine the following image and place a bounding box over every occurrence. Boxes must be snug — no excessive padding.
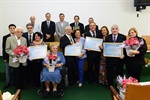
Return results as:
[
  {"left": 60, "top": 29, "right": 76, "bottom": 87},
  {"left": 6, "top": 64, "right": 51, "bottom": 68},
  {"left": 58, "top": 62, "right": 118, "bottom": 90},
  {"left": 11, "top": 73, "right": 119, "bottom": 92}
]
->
[
  {"left": 48, "top": 54, "right": 58, "bottom": 60},
  {"left": 13, "top": 45, "right": 29, "bottom": 56}
]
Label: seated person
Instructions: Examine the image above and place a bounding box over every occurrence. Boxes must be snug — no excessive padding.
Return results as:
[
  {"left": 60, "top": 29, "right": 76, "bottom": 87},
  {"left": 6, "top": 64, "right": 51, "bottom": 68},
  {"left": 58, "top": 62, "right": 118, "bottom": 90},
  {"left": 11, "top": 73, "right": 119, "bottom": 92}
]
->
[{"left": 40, "top": 44, "right": 66, "bottom": 95}]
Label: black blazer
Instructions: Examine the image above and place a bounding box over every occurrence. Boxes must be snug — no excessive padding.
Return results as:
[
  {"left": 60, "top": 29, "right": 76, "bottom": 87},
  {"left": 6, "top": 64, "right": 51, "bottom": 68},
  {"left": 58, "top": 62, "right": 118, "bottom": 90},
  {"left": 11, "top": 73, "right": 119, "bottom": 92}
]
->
[
  {"left": 2, "top": 34, "right": 11, "bottom": 61},
  {"left": 84, "top": 30, "right": 101, "bottom": 58},
  {"left": 85, "top": 25, "right": 99, "bottom": 33},
  {"left": 105, "top": 33, "right": 126, "bottom": 64},
  {"left": 22, "top": 32, "right": 34, "bottom": 47},
  {"left": 70, "top": 22, "right": 84, "bottom": 38},
  {"left": 124, "top": 36, "right": 147, "bottom": 67},
  {"left": 60, "top": 34, "right": 75, "bottom": 54},
  {"left": 41, "top": 20, "right": 55, "bottom": 42}
]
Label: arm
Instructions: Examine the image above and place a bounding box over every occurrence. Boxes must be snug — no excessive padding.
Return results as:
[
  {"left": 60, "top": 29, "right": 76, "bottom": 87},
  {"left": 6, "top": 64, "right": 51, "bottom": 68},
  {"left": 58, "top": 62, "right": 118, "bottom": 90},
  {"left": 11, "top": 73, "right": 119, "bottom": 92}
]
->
[
  {"left": 5, "top": 38, "right": 15, "bottom": 57},
  {"left": 2, "top": 36, "right": 7, "bottom": 61},
  {"left": 50, "top": 22, "right": 55, "bottom": 36},
  {"left": 60, "top": 37, "right": 71, "bottom": 49},
  {"left": 55, "top": 52, "right": 66, "bottom": 67}
]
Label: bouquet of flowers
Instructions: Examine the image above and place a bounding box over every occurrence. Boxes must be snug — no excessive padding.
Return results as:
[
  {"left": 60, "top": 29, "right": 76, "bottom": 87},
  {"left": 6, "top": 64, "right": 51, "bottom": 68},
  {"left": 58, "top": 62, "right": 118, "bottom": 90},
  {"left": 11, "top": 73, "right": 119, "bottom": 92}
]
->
[
  {"left": 122, "top": 37, "right": 144, "bottom": 57},
  {"left": 116, "top": 75, "right": 138, "bottom": 92},
  {"left": 44, "top": 54, "right": 58, "bottom": 72},
  {"left": 13, "top": 45, "right": 29, "bottom": 63}
]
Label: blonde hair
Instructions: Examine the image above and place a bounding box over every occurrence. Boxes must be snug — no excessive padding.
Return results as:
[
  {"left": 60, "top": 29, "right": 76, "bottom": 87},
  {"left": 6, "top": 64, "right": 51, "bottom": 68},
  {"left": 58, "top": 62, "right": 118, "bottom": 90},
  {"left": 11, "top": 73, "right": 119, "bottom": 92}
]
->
[{"left": 128, "top": 27, "right": 138, "bottom": 36}]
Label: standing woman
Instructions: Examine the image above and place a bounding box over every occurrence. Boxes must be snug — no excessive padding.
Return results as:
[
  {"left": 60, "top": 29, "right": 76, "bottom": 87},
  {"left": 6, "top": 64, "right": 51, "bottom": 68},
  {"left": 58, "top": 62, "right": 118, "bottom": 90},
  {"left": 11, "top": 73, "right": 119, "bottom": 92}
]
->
[
  {"left": 74, "top": 29, "right": 87, "bottom": 87},
  {"left": 125, "top": 28, "right": 147, "bottom": 81},
  {"left": 30, "top": 32, "right": 46, "bottom": 87},
  {"left": 99, "top": 26, "right": 109, "bottom": 85}
]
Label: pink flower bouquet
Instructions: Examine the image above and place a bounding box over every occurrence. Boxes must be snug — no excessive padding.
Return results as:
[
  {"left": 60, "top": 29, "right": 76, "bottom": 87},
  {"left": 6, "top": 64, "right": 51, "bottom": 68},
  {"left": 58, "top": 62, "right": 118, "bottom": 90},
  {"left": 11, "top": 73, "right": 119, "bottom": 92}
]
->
[
  {"left": 122, "top": 37, "right": 144, "bottom": 57},
  {"left": 13, "top": 45, "right": 29, "bottom": 63}
]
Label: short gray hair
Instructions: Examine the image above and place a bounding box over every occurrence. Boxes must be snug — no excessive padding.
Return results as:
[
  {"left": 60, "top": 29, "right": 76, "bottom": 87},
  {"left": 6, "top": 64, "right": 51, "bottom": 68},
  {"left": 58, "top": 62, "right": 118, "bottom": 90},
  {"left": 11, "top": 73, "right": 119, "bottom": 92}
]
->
[
  {"left": 15, "top": 27, "right": 23, "bottom": 32},
  {"left": 65, "top": 26, "right": 72, "bottom": 30},
  {"left": 26, "top": 23, "right": 34, "bottom": 28},
  {"left": 51, "top": 44, "right": 59, "bottom": 48},
  {"left": 111, "top": 24, "right": 119, "bottom": 30}
]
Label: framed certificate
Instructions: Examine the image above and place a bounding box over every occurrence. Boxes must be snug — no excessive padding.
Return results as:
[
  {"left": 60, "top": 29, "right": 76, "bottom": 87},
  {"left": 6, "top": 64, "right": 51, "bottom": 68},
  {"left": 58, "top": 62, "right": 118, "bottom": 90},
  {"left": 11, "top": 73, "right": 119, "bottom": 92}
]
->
[
  {"left": 73, "top": 26, "right": 80, "bottom": 31},
  {"left": 84, "top": 36, "right": 103, "bottom": 52},
  {"left": 103, "top": 43, "right": 123, "bottom": 57},
  {"left": 28, "top": 45, "right": 47, "bottom": 60},
  {"left": 65, "top": 43, "right": 82, "bottom": 56}
]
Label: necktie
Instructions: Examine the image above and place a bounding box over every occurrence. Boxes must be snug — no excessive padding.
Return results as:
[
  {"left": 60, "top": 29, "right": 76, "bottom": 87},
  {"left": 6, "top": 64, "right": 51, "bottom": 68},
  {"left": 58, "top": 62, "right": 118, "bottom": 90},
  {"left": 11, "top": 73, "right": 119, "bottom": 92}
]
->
[
  {"left": 47, "top": 21, "right": 50, "bottom": 27},
  {"left": 70, "top": 36, "right": 74, "bottom": 43},
  {"left": 76, "top": 23, "right": 78, "bottom": 26},
  {"left": 113, "top": 36, "right": 116, "bottom": 42},
  {"left": 93, "top": 32, "right": 95, "bottom": 37},
  {"left": 29, "top": 34, "right": 32, "bottom": 43}
]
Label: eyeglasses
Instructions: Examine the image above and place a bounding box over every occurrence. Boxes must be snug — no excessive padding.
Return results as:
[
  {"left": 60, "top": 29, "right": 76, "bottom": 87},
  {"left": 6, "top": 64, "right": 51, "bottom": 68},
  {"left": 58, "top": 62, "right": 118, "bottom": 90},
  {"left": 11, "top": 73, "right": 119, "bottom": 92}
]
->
[{"left": 27, "top": 28, "right": 33, "bottom": 29}]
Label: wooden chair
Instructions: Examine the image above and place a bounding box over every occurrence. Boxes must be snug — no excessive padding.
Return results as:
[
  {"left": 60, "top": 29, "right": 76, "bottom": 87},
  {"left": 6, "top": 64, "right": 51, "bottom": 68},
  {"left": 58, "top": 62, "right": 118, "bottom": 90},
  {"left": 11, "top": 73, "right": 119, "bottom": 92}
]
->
[
  {"left": 141, "top": 35, "right": 150, "bottom": 50},
  {"left": 125, "top": 83, "right": 150, "bottom": 100},
  {"left": 12, "top": 89, "right": 21, "bottom": 100},
  {"left": 46, "top": 42, "right": 62, "bottom": 52},
  {"left": 0, "top": 90, "right": 2, "bottom": 100},
  {"left": 110, "top": 86, "right": 123, "bottom": 100}
]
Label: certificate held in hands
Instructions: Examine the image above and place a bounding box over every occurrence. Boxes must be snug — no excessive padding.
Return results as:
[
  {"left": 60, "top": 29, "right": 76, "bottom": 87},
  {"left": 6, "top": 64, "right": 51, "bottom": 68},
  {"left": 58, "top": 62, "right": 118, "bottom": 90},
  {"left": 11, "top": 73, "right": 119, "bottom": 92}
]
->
[
  {"left": 28, "top": 45, "right": 47, "bottom": 60},
  {"left": 84, "top": 37, "right": 103, "bottom": 52},
  {"left": 103, "top": 43, "right": 123, "bottom": 57},
  {"left": 65, "top": 43, "right": 82, "bottom": 56}
]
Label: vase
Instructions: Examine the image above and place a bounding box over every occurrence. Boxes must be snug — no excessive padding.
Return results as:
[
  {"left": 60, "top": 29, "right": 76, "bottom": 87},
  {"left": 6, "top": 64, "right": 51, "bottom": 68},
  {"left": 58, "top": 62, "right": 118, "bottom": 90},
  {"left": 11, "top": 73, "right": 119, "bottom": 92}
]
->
[{"left": 18, "top": 56, "right": 27, "bottom": 63}]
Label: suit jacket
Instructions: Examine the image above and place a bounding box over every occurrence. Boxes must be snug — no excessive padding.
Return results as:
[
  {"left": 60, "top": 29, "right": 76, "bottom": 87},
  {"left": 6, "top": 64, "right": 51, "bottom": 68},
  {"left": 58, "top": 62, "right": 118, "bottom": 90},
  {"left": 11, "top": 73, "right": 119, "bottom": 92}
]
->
[
  {"left": 105, "top": 33, "right": 126, "bottom": 64},
  {"left": 70, "top": 22, "right": 84, "bottom": 38},
  {"left": 22, "top": 32, "right": 34, "bottom": 47},
  {"left": 2, "top": 34, "right": 11, "bottom": 61},
  {"left": 5, "top": 35, "right": 27, "bottom": 68},
  {"left": 41, "top": 20, "right": 55, "bottom": 42},
  {"left": 60, "top": 34, "right": 75, "bottom": 54},
  {"left": 125, "top": 36, "right": 147, "bottom": 67},
  {"left": 85, "top": 25, "right": 99, "bottom": 33},
  {"left": 84, "top": 30, "right": 101, "bottom": 59}
]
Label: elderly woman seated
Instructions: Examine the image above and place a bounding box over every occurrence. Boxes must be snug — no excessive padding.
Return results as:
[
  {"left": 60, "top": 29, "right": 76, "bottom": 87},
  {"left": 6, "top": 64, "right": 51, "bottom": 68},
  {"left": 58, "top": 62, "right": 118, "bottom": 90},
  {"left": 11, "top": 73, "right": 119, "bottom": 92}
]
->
[{"left": 40, "top": 44, "right": 66, "bottom": 95}]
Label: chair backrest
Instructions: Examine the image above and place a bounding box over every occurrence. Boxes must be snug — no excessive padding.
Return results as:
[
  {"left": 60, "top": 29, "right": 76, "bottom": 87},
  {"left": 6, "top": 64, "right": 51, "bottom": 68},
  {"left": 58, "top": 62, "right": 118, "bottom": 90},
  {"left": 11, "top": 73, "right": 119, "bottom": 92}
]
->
[
  {"left": 110, "top": 86, "right": 123, "bottom": 100},
  {"left": 141, "top": 35, "right": 150, "bottom": 50},
  {"left": 125, "top": 83, "right": 150, "bottom": 100},
  {"left": 46, "top": 42, "right": 62, "bottom": 51},
  {"left": 12, "top": 89, "right": 21, "bottom": 100},
  {"left": 0, "top": 90, "right": 2, "bottom": 100}
]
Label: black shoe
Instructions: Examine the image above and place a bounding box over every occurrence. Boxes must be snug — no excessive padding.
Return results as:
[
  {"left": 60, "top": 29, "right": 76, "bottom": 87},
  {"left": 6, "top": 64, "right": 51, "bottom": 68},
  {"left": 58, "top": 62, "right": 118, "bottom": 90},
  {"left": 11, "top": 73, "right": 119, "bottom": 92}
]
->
[
  {"left": 53, "top": 91, "right": 58, "bottom": 97},
  {"left": 57, "top": 90, "right": 64, "bottom": 97},
  {"left": 3, "top": 85, "right": 10, "bottom": 89}
]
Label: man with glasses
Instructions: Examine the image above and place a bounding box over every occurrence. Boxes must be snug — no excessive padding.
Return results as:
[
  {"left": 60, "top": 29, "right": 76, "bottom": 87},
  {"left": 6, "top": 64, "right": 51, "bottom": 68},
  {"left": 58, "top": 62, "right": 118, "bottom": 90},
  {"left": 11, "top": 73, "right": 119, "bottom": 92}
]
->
[{"left": 2, "top": 24, "right": 16, "bottom": 89}]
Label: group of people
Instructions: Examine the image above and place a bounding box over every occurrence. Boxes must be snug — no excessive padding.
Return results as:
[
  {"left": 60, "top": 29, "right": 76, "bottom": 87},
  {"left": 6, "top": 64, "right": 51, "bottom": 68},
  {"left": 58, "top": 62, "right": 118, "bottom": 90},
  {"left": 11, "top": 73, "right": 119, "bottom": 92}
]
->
[{"left": 2, "top": 12, "right": 147, "bottom": 95}]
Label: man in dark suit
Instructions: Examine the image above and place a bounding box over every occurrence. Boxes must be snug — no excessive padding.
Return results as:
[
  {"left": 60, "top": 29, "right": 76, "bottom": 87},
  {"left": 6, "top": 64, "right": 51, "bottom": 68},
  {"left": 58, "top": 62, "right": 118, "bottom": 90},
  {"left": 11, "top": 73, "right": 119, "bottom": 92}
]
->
[
  {"left": 22, "top": 23, "right": 35, "bottom": 85},
  {"left": 84, "top": 22, "right": 101, "bottom": 84},
  {"left": 105, "top": 24, "right": 126, "bottom": 89},
  {"left": 60, "top": 26, "right": 77, "bottom": 85},
  {"left": 22, "top": 23, "right": 34, "bottom": 46},
  {"left": 2, "top": 24, "right": 16, "bottom": 89},
  {"left": 41, "top": 13, "right": 55, "bottom": 42},
  {"left": 70, "top": 15, "right": 84, "bottom": 38},
  {"left": 85, "top": 17, "right": 99, "bottom": 33}
]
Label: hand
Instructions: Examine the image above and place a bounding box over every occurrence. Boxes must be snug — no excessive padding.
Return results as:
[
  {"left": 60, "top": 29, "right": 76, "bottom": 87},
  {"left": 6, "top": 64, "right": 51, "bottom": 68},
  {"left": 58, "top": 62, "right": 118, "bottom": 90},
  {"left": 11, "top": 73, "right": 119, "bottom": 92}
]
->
[
  {"left": 16, "top": 55, "right": 20, "bottom": 58},
  {"left": 99, "top": 45, "right": 103, "bottom": 50},
  {"left": 55, "top": 64, "right": 62, "bottom": 67},
  {"left": 4, "top": 60, "right": 8, "bottom": 63},
  {"left": 120, "top": 55, "right": 124, "bottom": 59},
  {"left": 129, "top": 50, "right": 139, "bottom": 55},
  {"left": 79, "top": 53, "right": 84, "bottom": 58},
  {"left": 46, "top": 34, "right": 51, "bottom": 39},
  {"left": 70, "top": 42, "right": 73, "bottom": 45},
  {"left": 87, "top": 49, "right": 91, "bottom": 51}
]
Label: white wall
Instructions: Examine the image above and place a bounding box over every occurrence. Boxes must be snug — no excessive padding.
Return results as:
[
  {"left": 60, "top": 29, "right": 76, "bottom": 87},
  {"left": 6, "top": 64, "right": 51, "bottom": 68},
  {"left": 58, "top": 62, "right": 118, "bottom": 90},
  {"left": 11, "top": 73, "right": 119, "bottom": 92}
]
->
[{"left": 0, "top": 0, "right": 150, "bottom": 55}]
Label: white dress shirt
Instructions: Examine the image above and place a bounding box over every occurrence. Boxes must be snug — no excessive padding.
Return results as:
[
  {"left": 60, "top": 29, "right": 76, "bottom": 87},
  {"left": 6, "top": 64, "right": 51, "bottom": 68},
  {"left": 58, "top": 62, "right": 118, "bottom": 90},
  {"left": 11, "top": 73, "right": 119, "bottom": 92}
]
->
[
  {"left": 15, "top": 35, "right": 21, "bottom": 46},
  {"left": 33, "top": 23, "right": 41, "bottom": 32}
]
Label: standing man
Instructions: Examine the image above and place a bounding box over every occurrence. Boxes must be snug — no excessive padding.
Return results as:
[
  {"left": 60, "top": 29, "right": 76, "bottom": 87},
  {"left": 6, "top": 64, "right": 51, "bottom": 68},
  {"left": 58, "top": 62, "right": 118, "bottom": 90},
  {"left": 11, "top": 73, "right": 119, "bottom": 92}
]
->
[
  {"left": 2, "top": 24, "right": 16, "bottom": 89},
  {"left": 84, "top": 22, "right": 101, "bottom": 84},
  {"left": 105, "top": 24, "right": 126, "bottom": 89},
  {"left": 5, "top": 27, "right": 27, "bottom": 89},
  {"left": 56, "top": 13, "right": 69, "bottom": 41},
  {"left": 22, "top": 23, "right": 34, "bottom": 46},
  {"left": 70, "top": 15, "right": 84, "bottom": 38},
  {"left": 60, "top": 26, "right": 77, "bottom": 85},
  {"left": 41, "top": 13, "right": 55, "bottom": 42},
  {"left": 22, "top": 23, "right": 34, "bottom": 84},
  {"left": 30, "top": 16, "right": 41, "bottom": 32},
  {"left": 85, "top": 17, "right": 99, "bottom": 33}
]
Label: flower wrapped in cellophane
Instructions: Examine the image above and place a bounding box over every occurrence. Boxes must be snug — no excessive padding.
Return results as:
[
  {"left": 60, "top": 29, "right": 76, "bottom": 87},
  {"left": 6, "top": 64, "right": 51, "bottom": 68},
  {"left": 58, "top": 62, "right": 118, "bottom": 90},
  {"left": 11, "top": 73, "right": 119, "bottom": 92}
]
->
[
  {"left": 13, "top": 45, "right": 29, "bottom": 63},
  {"left": 122, "top": 37, "right": 144, "bottom": 57}
]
